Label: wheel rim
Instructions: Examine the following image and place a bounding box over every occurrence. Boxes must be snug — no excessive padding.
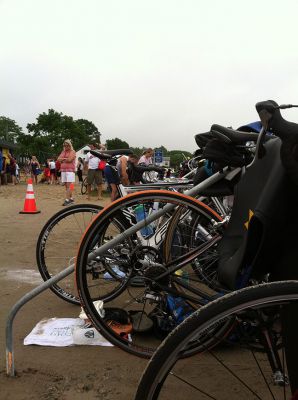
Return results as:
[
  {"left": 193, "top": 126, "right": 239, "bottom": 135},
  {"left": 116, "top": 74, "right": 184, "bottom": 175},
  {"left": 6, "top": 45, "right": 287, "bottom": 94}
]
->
[
  {"left": 137, "top": 282, "right": 298, "bottom": 399},
  {"left": 76, "top": 191, "right": 223, "bottom": 357},
  {"left": 37, "top": 205, "right": 102, "bottom": 304}
]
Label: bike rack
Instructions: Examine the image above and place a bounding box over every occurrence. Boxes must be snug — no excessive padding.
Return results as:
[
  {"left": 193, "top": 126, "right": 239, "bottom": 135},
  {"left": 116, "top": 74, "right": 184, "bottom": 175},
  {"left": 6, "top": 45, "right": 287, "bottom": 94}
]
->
[
  {"left": 6, "top": 167, "right": 231, "bottom": 377},
  {"left": 6, "top": 265, "right": 74, "bottom": 377}
]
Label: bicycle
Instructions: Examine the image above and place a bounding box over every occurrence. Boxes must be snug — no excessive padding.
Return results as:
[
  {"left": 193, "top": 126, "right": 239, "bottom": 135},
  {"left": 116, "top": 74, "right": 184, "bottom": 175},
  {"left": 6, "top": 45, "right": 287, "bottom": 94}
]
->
[
  {"left": 36, "top": 137, "right": 248, "bottom": 307},
  {"left": 36, "top": 152, "right": 194, "bottom": 305},
  {"left": 75, "top": 129, "right": 260, "bottom": 357},
  {"left": 80, "top": 176, "right": 98, "bottom": 195},
  {"left": 80, "top": 176, "right": 88, "bottom": 195},
  {"left": 36, "top": 203, "right": 103, "bottom": 304},
  {"left": 135, "top": 100, "right": 298, "bottom": 398},
  {"left": 135, "top": 280, "right": 298, "bottom": 399}
]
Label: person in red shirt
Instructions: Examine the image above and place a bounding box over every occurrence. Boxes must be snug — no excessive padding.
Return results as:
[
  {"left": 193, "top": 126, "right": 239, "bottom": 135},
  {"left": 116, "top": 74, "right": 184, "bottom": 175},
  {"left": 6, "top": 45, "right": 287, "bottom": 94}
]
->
[
  {"left": 55, "top": 159, "right": 61, "bottom": 184},
  {"left": 44, "top": 163, "right": 51, "bottom": 184}
]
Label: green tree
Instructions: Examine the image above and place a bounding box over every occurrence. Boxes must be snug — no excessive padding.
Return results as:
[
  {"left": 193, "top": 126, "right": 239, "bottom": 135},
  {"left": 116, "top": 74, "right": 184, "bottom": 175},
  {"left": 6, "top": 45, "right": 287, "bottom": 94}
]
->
[
  {"left": 75, "top": 119, "right": 100, "bottom": 143},
  {"left": 17, "top": 132, "right": 52, "bottom": 161},
  {"left": 168, "top": 150, "right": 193, "bottom": 169},
  {"left": 0, "top": 117, "right": 23, "bottom": 143},
  {"left": 130, "top": 147, "right": 143, "bottom": 157},
  {"left": 106, "top": 137, "right": 129, "bottom": 150},
  {"left": 16, "top": 109, "right": 100, "bottom": 161}
]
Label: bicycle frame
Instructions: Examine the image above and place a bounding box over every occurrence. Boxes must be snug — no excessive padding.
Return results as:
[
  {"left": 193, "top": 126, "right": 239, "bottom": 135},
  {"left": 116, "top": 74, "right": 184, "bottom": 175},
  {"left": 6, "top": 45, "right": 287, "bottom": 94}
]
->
[
  {"left": 80, "top": 129, "right": 260, "bottom": 303},
  {"left": 87, "top": 166, "right": 232, "bottom": 266}
]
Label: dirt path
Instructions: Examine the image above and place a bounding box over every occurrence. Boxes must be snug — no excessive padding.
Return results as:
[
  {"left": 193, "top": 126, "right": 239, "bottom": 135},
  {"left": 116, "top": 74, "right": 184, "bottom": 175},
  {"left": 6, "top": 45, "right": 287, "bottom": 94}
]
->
[{"left": 0, "top": 182, "right": 147, "bottom": 400}]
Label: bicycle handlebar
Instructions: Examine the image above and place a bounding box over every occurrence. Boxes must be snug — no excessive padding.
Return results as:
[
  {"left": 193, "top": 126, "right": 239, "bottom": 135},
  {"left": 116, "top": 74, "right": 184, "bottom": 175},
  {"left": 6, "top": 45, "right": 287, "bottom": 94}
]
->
[
  {"left": 89, "top": 149, "right": 133, "bottom": 160},
  {"left": 255, "top": 100, "right": 298, "bottom": 140},
  {"left": 255, "top": 100, "right": 298, "bottom": 184}
]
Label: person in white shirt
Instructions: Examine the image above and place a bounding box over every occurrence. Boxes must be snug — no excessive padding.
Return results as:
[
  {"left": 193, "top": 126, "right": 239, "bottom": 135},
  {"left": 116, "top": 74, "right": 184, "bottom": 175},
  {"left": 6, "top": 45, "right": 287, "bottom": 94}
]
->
[
  {"left": 48, "top": 159, "right": 56, "bottom": 184},
  {"left": 15, "top": 162, "right": 20, "bottom": 183},
  {"left": 85, "top": 143, "right": 103, "bottom": 200}
]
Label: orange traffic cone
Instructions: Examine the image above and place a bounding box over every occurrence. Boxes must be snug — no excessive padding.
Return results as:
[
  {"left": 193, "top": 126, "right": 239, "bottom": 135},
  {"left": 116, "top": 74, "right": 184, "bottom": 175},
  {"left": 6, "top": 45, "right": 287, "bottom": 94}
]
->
[{"left": 19, "top": 178, "right": 41, "bottom": 214}]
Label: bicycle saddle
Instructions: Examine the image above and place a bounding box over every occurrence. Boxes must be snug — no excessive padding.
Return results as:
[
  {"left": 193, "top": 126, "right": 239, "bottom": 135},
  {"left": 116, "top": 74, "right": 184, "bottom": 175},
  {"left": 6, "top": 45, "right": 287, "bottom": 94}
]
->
[
  {"left": 211, "top": 124, "right": 259, "bottom": 144},
  {"left": 90, "top": 149, "right": 133, "bottom": 159}
]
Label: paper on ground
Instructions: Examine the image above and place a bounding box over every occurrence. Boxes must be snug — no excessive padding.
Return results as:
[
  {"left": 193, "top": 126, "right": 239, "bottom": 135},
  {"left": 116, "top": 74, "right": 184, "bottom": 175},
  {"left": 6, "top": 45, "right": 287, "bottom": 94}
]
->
[{"left": 23, "top": 318, "right": 113, "bottom": 347}]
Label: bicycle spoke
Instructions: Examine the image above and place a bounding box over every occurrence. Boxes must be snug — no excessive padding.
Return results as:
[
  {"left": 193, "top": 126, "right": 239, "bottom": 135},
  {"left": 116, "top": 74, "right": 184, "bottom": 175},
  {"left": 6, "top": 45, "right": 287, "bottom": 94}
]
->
[
  {"left": 135, "top": 282, "right": 298, "bottom": 399},
  {"left": 169, "top": 371, "right": 218, "bottom": 400},
  {"left": 76, "top": 191, "right": 223, "bottom": 357},
  {"left": 37, "top": 205, "right": 102, "bottom": 304}
]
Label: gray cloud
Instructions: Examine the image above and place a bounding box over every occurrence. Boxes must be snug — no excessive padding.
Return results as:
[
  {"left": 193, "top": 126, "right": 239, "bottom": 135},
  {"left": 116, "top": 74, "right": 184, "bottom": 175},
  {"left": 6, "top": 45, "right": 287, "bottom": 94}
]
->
[{"left": 1, "top": 0, "right": 298, "bottom": 151}]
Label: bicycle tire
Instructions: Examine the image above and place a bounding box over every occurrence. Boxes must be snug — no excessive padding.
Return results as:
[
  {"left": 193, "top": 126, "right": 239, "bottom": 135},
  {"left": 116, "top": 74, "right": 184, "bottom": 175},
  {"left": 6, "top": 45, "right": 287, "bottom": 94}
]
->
[
  {"left": 76, "top": 190, "right": 223, "bottom": 357},
  {"left": 81, "top": 177, "right": 88, "bottom": 195},
  {"left": 163, "top": 200, "right": 224, "bottom": 289},
  {"left": 36, "top": 203, "right": 102, "bottom": 304},
  {"left": 135, "top": 280, "right": 298, "bottom": 399}
]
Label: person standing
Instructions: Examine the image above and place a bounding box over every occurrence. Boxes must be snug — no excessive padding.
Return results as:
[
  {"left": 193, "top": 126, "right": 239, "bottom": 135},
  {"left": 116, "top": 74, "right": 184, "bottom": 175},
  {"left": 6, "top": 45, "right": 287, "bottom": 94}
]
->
[
  {"left": 24, "top": 159, "right": 31, "bottom": 179},
  {"left": 55, "top": 158, "right": 61, "bottom": 184},
  {"left": 0, "top": 150, "right": 2, "bottom": 187},
  {"left": 15, "top": 162, "right": 20, "bottom": 183},
  {"left": 138, "top": 148, "right": 154, "bottom": 165},
  {"left": 57, "top": 139, "right": 76, "bottom": 206},
  {"left": 48, "top": 159, "right": 56, "bottom": 184},
  {"left": 8, "top": 153, "right": 17, "bottom": 185},
  {"left": 30, "top": 155, "right": 40, "bottom": 184},
  {"left": 85, "top": 143, "right": 103, "bottom": 200},
  {"left": 2, "top": 156, "right": 7, "bottom": 184},
  {"left": 76, "top": 157, "right": 84, "bottom": 183}
]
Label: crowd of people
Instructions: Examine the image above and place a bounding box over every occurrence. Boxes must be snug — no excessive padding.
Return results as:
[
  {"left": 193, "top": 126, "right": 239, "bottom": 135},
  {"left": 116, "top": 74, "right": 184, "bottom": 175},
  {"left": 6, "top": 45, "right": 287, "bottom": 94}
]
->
[
  {"left": 0, "top": 141, "right": 174, "bottom": 205},
  {"left": 0, "top": 150, "right": 20, "bottom": 186}
]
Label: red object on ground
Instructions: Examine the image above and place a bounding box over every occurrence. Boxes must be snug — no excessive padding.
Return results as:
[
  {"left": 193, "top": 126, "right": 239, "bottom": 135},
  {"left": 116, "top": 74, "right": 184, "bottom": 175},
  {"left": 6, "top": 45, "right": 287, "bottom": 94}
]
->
[{"left": 19, "top": 178, "right": 41, "bottom": 214}]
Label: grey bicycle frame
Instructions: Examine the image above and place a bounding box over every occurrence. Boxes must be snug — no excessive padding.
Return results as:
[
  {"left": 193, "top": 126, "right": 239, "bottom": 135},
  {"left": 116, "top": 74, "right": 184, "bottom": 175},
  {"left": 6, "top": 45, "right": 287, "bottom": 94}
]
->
[
  {"left": 118, "top": 181, "right": 193, "bottom": 197},
  {"left": 87, "top": 166, "right": 234, "bottom": 263}
]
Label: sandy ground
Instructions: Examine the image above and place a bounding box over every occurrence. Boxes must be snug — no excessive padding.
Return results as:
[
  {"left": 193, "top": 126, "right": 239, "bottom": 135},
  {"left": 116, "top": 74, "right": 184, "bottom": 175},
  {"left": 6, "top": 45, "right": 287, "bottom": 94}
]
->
[{"left": 0, "top": 181, "right": 147, "bottom": 400}]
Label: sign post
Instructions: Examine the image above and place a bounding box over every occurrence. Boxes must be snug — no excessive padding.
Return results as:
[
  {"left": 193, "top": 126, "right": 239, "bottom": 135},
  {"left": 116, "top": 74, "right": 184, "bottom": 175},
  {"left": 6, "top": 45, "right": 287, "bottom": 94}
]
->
[{"left": 154, "top": 149, "right": 163, "bottom": 164}]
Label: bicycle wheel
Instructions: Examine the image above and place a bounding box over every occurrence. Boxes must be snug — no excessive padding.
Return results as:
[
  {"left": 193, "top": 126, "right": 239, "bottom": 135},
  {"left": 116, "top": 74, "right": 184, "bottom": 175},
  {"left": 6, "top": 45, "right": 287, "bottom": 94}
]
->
[
  {"left": 163, "top": 200, "right": 225, "bottom": 290},
  {"left": 36, "top": 204, "right": 102, "bottom": 304},
  {"left": 135, "top": 280, "right": 298, "bottom": 399},
  {"left": 81, "top": 177, "right": 87, "bottom": 195},
  {"left": 76, "top": 190, "right": 223, "bottom": 357}
]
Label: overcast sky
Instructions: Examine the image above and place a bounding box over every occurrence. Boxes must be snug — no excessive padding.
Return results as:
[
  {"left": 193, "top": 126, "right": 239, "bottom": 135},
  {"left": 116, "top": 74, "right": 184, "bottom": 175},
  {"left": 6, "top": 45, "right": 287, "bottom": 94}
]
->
[{"left": 1, "top": 0, "right": 298, "bottom": 151}]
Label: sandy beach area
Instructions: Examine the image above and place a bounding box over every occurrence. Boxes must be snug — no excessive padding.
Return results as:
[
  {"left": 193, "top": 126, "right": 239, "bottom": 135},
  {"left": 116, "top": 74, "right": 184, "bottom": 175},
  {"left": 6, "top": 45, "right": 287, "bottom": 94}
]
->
[{"left": 0, "top": 181, "right": 147, "bottom": 400}]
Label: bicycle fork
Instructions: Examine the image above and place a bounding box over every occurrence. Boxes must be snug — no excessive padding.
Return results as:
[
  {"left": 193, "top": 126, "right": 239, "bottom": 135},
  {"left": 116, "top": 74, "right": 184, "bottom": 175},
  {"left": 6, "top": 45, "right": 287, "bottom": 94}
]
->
[{"left": 260, "top": 325, "right": 289, "bottom": 386}]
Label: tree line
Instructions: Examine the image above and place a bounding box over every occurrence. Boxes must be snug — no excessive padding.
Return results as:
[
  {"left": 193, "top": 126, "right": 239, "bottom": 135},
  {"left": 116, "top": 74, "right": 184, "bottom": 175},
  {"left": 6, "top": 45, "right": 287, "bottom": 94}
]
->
[{"left": 0, "top": 111, "right": 193, "bottom": 168}]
